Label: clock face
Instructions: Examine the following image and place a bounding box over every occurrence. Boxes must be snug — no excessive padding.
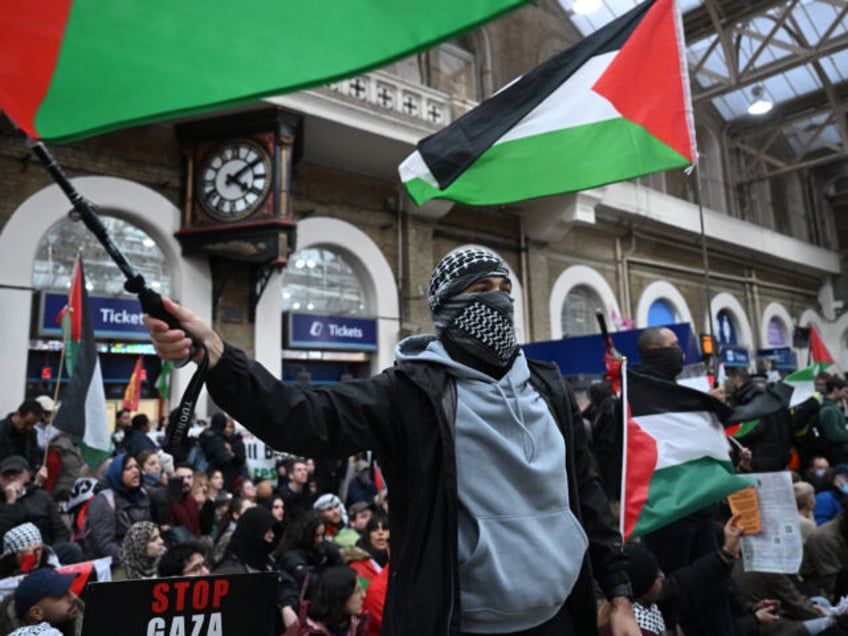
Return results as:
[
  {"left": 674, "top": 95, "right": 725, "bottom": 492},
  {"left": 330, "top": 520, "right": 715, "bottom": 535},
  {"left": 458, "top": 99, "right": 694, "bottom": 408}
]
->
[{"left": 197, "top": 139, "right": 272, "bottom": 221}]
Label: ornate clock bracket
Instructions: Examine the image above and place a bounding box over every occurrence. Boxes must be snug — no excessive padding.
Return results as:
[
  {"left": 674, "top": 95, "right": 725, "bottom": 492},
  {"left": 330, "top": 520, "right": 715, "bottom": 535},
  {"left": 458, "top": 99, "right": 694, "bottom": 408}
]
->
[{"left": 249, "top": 261, "right": 285, "bottom": 322}]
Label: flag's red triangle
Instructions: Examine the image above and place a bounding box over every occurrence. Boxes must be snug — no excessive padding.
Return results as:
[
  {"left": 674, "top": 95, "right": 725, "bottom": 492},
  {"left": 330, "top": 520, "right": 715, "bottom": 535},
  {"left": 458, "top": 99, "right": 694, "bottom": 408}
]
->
[
  {"left": 622, "top": 404, "right": 658, "bottom": 541},
  {"left": 592, "top": 0, "right": 694, "bottom": 162},
  {"left": 810, "top": 326, "right": 835, "bottom": 364},
  {"left": 57, "top": 257, "right": 84, "bottom": 342}
]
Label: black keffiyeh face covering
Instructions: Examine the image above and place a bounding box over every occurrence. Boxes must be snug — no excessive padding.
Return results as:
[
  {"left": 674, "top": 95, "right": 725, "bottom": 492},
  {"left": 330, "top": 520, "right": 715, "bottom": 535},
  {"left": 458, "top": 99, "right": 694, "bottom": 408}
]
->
[{"left": 429, "top": 248, "right": 517, "bottom": 369}]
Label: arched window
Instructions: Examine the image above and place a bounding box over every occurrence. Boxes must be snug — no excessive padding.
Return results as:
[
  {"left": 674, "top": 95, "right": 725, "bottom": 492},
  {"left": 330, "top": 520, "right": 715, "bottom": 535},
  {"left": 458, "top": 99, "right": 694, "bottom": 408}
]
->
[
  {"left": 33, "top": 216, "right": 171, "bottom": 297},
  {"left": 767, "top": 317, "right": 788, "bottom": 346},
  {"left": 648, "top": 299, "right": 678, "bottom": 326},
  {"left": 561, "top": 285, "right": 603, "bottom": 336},
  {"left": 281, "top": 247, "right": 367, "bottom": 316},
  {"left": 717, "top": 309, "right": 738, "bottom": 345}
]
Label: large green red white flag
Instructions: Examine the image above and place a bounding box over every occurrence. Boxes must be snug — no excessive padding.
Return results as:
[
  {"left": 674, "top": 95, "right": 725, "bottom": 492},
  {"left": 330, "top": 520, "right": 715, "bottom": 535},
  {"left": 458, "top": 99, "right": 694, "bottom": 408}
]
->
[
  {"left": 53, "top": 257, "right": 112, "bottom": 469},
  {"left": 622, "top": 367, "right": 754, "bottom": 541},
  {"left": 0, "top": 0, "right": 532, "bottom": 142},
  {"left": 399, "top": 0, "right": 696, "bottom": 206}
]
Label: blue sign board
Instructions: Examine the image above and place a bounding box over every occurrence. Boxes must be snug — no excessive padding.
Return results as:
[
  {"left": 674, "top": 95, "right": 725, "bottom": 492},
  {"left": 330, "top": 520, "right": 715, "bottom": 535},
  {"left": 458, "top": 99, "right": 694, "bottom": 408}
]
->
[
  {"left": 721, "top": 346, "right": 750, "bottom": 367},
  {"left": 756, "top": 346, "right": 798, "bottom": 370},
  {"left": 39, "top": 292, "right": 149, "bottom": 340},
  {"left": 521, "top": 323, "right": 701, "bottom": 376},
  {"left": 288, "top": 313, "right": 377, "bottom": 351}
]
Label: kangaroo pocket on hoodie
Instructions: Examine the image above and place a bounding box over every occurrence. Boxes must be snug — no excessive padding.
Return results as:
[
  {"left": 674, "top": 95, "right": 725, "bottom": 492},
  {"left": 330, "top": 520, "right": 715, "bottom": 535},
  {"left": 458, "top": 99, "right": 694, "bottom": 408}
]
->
[{"left": 458, "top": 506, "right": 589, "bottom": 630}]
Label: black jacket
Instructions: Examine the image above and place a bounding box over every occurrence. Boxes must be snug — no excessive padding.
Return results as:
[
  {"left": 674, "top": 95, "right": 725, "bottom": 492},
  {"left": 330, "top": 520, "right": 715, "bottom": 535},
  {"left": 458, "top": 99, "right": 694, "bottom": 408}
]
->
[
  {"left": 0, "top": 484, "right": 70, "bottom": 545},
  {"left": 206, "top": 344, "right": 629, "bottom": 636}
]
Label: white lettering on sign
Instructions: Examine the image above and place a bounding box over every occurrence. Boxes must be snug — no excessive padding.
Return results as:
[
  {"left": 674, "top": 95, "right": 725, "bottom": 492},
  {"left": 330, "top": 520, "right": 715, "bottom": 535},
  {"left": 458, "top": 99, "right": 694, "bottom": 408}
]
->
[
  {"left": 99, "top": 307, "right": 144, "bottom": 326},
  {"left": 328, "top": 323, "right": 363, "bottom": 339},
  {"left": 146, "top": 613, "right": 222, "bottom": 636}
]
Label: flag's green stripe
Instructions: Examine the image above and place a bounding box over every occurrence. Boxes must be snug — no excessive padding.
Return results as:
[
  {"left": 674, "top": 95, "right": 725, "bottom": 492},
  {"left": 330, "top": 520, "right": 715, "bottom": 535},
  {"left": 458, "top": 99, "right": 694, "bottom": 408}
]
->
[
  {"left": 36, "top": 0, "right": 529, "bottom": 141},
  {"left": 405, "top": 117, "right": 689, "bottom": 206},
  {"left": 79, "top": 443, "right": 112, "bottom": 471},
  {"left": 631, "top": 457, "right": 754, "bottom": 538},
  {"left": 61, "top": 313, "right": 78, "bottom": 375},
  {"left": 733, "top": 419, "right": 760, "bottom": 439}
]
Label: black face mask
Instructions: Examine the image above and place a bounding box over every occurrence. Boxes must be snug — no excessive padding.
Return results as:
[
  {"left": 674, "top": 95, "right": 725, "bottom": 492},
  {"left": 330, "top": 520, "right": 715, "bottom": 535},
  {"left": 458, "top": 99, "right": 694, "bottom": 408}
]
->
[{"left": 641, "top": 345, "right": 684, "bottom": 380}]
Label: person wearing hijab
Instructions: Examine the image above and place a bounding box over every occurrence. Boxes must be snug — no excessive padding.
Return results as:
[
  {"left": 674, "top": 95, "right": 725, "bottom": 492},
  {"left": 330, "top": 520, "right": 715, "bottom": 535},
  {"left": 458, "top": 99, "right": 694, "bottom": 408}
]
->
[
  {"left": 214, "top": 506, "right": 299, "bottom": 634},
  {"left": 83, "top": 453, "right": 151, "bottom": 566},
  {"left": 117, "top": 521, "right": 164, "bottom": 580}
]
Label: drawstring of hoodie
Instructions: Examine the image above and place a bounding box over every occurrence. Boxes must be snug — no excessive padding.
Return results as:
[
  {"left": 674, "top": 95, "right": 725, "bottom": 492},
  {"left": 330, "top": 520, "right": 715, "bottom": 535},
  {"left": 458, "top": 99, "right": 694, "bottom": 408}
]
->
[{"left": 497, "top": 376, "right": 537, "bottom": 463}]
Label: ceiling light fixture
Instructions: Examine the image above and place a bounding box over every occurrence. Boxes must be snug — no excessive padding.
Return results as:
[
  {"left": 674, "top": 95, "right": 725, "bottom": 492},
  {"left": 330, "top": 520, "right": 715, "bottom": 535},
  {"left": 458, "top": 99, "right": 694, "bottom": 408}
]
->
[
  {"left": 572, "top": 0, "right": 601, "bottom": 15},
  {"left": 747, "top": 85, "right": 773, "bottom": 115}
]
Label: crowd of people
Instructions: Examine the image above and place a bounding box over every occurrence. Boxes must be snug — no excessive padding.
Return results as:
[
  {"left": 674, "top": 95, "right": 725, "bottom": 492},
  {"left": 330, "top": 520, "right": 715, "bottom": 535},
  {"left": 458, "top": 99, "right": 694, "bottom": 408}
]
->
[
  {"left": 0, "top": 400, "right": 392, "bottom": 635},
  {"left": 4, "top": 247, "right": 848, "bottom": 635}
]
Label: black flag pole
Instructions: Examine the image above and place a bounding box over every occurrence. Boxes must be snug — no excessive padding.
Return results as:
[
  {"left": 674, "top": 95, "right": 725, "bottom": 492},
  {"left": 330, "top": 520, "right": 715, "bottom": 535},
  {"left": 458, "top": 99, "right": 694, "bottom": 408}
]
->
[
  {"left": 27, "top": 137, "right": 201, "bottom": 456},
  {"left": 693, "top": 163, "right": 718, "bottom": 386}
]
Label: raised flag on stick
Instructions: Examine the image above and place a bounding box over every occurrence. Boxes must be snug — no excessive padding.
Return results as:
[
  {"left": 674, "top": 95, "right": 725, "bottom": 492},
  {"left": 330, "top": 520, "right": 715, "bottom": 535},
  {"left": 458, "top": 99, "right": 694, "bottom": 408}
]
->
[
  {"left": 809, "top": 326, "right": 835, "bottom": 365},
  {"left": 122, "top": 355, "right": 144, "bottom": 412},
  {"left": 1, "top": 0, "right": 533, "bottom": 142},
  {"left": 400, "top": 0, "right": 696, "bottom": 206},
  {"left": 52, "top": 257, "right": 112, "bottom": 469},
  {"left": 621, "top": 367, "right": 754, "bottom": 541}
]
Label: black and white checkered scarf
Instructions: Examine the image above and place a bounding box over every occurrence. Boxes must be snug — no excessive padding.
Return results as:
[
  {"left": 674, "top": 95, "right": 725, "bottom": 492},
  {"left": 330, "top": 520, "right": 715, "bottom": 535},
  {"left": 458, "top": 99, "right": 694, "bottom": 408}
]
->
[{"left": 429, "top": 248, "right": 517, "bottom": 369}]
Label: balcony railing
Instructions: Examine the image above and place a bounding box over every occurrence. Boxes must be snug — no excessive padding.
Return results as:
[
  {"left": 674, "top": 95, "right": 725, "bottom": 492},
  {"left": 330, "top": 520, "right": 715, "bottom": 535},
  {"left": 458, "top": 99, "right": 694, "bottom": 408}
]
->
[{"left": 322, "top": 71, "right": 477, "bottom": 129}]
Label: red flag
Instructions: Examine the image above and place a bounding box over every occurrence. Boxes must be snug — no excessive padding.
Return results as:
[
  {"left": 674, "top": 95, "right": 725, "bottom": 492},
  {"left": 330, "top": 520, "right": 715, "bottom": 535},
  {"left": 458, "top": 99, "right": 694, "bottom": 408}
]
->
[
  {"left": 373, "top": 460, "right": 387, "bottom": 494},
  {"left": 810, "top": 326, "right": 835, "bottom": 364},
  {"left": 122, "top": 356, "right": 144, "bottom": 411}
]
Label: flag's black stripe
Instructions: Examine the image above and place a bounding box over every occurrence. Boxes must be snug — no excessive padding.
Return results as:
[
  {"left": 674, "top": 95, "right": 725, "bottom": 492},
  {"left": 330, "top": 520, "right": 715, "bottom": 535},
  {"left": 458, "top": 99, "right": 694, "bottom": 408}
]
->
[
  {"left": 627, "top": 369, "right": 732, "bottom": 421},
  {"left": 417, "top": 0, "right": 656, "bottom": 190},
  {"left": 53, "top": 262, "right": 98, "bottom": 440},
  {"left": 725, "top": 382, "right": 792, "bottom": 424}
]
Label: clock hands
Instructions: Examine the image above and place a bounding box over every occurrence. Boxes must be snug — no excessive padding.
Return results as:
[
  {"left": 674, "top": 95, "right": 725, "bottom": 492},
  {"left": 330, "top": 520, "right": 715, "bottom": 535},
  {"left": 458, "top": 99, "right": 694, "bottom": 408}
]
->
[{"left": 225, "top": 158, "right": 264, "bottom": 192}]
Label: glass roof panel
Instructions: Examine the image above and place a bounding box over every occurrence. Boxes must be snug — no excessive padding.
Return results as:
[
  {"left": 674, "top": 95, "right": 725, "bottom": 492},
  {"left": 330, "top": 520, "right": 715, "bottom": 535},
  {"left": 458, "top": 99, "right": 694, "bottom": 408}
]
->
[
  {"left": 824, "top": 50, "right": 848, "bottom": 83},
  {"left": 559, "top": 0, "right": 842, "bottom": 127},
  {"left": 780, "top": 64, "right": 822, "bottom": 96}
]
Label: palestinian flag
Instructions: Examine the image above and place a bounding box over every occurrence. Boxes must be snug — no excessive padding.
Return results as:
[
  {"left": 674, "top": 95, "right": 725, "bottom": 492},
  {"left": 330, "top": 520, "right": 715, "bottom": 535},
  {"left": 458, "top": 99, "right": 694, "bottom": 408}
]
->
[
  {"left": 809, "top": 326, "right": 835, "bottom": 364},
  {"left": 399, "top": 0, "right": 696, "bottom": 206},
  {"left": 0, "top": 0, "right": 532, "bottom": 142},
  {"left": 121, "top": 355, "right": 144, "bottom": 412},
  {"left": 53, "top": 257, "right": 112, "bottom": 469},
  {"left": 156, "top": 360, "right": 173, "bottom": 402},
  {"left": 784, "top": 362, "right": 828, "bottom": 408},
  {"left": 622, "top": 367, "right": 754, "bottom": 541}
]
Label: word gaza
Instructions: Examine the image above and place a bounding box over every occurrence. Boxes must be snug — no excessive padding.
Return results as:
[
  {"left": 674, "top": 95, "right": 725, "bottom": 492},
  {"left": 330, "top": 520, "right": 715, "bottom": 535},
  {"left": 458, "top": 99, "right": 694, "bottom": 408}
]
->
[{"left": 146, "top": 613, "right": 222, "bottom": 636}]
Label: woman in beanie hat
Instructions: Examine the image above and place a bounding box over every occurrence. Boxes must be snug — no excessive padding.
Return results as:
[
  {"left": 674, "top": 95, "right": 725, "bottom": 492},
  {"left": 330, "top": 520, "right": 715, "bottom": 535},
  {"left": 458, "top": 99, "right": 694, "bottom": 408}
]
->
[{"left": 146, "top": 247, "right": 639, "bottom": 636}]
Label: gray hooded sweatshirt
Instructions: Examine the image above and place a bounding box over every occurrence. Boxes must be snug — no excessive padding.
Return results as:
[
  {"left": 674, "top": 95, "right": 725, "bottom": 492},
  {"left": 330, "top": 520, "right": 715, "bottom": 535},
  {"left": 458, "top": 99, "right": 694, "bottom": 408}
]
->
[{"left": 396, "top": 335, "right": 588, "bottom": 633}]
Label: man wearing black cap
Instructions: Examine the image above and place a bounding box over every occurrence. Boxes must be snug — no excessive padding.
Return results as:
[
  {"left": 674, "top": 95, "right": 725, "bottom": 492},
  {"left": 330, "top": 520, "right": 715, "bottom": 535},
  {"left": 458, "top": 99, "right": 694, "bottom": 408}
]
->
[
  {"left": 0, "top": 455, "right": 80, "bottom": 565},
  {"left": 0, "top": 400, "right": 46, "bottom": 471},
  {"left": 145, "top": 246, "right": 639, "bottom": 635},
  {"left": 0, "top": 567, "right": 83, "bottom": 635}
]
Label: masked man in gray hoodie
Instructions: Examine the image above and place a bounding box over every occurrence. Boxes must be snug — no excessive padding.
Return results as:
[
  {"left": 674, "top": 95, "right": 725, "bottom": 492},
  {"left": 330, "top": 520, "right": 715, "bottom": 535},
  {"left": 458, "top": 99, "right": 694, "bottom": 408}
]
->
[{"left": 145, "top": 247, "right": 639, "bottom": 636}]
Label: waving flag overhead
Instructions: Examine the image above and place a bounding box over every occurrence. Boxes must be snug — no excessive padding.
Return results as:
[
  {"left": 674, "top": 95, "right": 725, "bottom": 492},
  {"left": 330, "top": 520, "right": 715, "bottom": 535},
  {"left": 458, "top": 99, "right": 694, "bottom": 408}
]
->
[
  {"left": 809, "top": 326, "right": 835, "bottom": 364},
  {"left": 122, "top": 356, "right": 144, "bottom": 412},
  {"left": 400, "top": 0, "right": 696, "bottom": 206},
  {"left": 53, "top": 257, "right": 112, "bottom": 469},
  {"left": 0, "top": 0, "right": 533, "bottom": 142},
  {"left": 622, "top": 368, "right": 753, "bottom": 541}
]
